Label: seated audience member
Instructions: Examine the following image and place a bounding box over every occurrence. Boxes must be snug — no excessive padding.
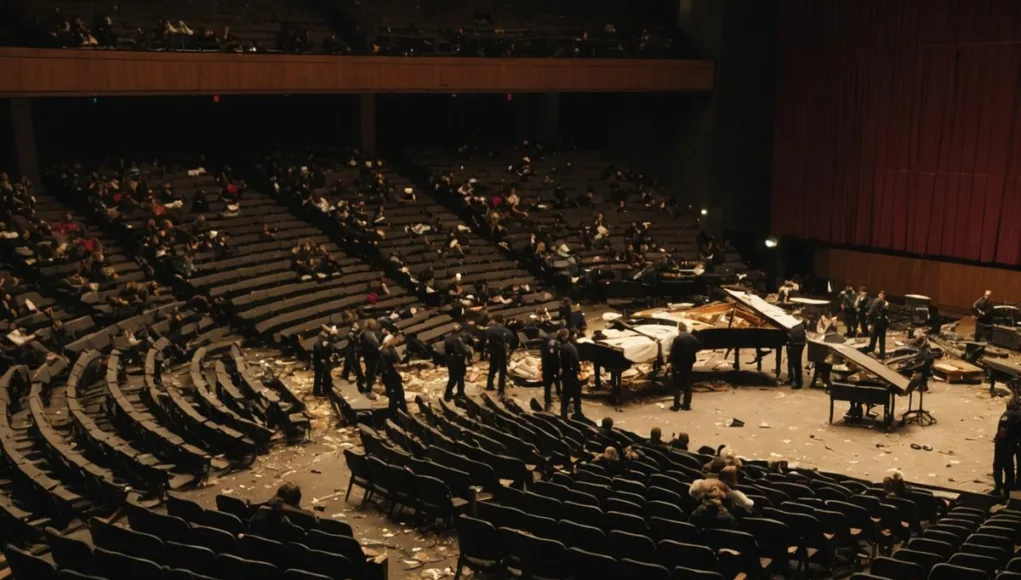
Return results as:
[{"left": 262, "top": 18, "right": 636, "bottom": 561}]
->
[
  {"left": 259, "top": 223, "right": 278, "bottom": 242},
  {"left": 882, "top": 471, "right": 913, "bottom": 499},
  {"left": 688, "top": 479, "right": 740, "bottom": 531},
  {"left": 592, "top": 446, "right": 623, "bottom": 476},
  {"left": 248, "top": 482, "right": 307, "bottom": 542},
  {"left": 670, "top": 432, "right": 691, "bottom": 450}
]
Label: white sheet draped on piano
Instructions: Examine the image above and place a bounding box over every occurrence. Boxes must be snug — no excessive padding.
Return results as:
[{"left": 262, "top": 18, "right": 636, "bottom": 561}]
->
[{"left": 578, "top": 324, "right": 679, "bottom": 364}]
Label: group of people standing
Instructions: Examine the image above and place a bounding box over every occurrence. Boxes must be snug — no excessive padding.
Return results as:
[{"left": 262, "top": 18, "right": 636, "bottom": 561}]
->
[
  {"left": 312, "top": 317, "right": 407, "bottom": 413},
  {"left": 837, "top": 284, "right": 891, "bottom": 357}
]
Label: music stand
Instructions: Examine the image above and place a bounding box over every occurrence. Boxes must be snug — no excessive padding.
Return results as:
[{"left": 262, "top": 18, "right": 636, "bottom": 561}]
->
[{"left": 900, "top": 374, "right": 936, "bottom": 427}]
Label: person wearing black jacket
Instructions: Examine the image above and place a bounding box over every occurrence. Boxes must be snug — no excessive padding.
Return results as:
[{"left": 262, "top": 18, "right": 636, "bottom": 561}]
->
[
  {"left": 359, "top": 319, "right": 380, "bottom": 400},
  {"left": 541, "top": 331, "right": 562, "bottom": 411},
  {"left": 381, "top": 333, "right": 407, "bottom": 413},
  {"left": 485, "top": 317, "right": 514, "bottom": 396},
  {"left": 559, "top": 329, "right": 583, "bottom": 419},
  {"left": 973, "top": 290, "right": 994, "bottom": 342},
  {"left": 839, "top": 283, "right": 857, "bottom": 337},
  {"left": 311, "top": 333, "right": 335, "bottom": 397},
  {"left": 341, "top": 322, "right": 364, "bottom": 388},
  {"left": 669, "top": 322, "right": 700, "bottom": 411},
  {"left": 865, "top": 291, "right": 890, "bottom": 358},
  {"left": 994, "top": 397, "right": 1019, "bottom": 498},
  {"left": 855, "top": 286, "right": 871, "bottom": 337},
  {"left": 786, "top": 324, "right": 807, "bottom": 389},
  {"left": 443, "top": 323, "right": 471, "bottom": 401}
]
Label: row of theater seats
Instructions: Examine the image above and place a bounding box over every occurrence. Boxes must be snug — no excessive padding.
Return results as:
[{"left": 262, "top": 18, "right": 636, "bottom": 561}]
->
[
  {"left": 340, "top": 387, "right": 1021, "bottom": 580},
  {"left": 4, "top": 492, "right": 377, "bottom": 580}
]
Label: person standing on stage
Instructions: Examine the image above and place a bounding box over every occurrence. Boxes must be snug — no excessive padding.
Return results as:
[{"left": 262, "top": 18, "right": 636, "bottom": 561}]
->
[
  {"left": 559, "top": 328, "right": 583, "bottom": 419},
  {"left": 312, "top": 331, "right": 335, "bottom": 397},
  {"left": 341, "top": 321, "right": 364, "bottom": 389},
  {"left": 994, "top": 397, "right": 1019, "bottom": 498},
  {"left": 540, "top": 329, "right": 562, "bottom": 411},
  {"left": 974, "top": 290, "right": 994, "bottom": 342},
  {"left": 669, "top": 322, "right": 700, "bottom": 411},
  {"left": 485, "top": 316, "right": 514, "bottom": 396},
  {"left": 359, "top": 319, "right": 380, "bottom": 400},
  {"left": 380, "top": 333, "right": 407, "bottom": 413},
  {"left": 865, "top": 290, "right": 889, "bottom": 358},
  {"left": 839, "top": 282, "right": 857, "bottom": 337},
  {"left": 855, "top": 286, "right": 872, "bottom": 337},
  {"left": 786, "top": 323, "right": 806, "bottom": 389},
  {"left": 443, "top": 323, "right": 471, "bottom": 401}
]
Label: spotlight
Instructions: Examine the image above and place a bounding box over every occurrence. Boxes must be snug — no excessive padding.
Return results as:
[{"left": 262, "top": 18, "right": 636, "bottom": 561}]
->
[
  {"left": 764, "top": 236, "right": 779, "bottom": 249},
  {"left": 700, "top": 208, "right": 708, "bottom": 216}
]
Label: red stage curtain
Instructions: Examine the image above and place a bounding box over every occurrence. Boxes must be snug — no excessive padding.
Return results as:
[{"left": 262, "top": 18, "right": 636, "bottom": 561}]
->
[{"left": 773, "top": 0, "right": 1021, "bottom": 265}]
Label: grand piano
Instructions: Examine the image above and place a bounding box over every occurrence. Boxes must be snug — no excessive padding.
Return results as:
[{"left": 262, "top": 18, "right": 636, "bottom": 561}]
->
[
  {"left": 576, "top": 288, "right": 797, "bottom": 402},
  {"left": 808, "top": 338, "right": 909, "bottom": 430}
]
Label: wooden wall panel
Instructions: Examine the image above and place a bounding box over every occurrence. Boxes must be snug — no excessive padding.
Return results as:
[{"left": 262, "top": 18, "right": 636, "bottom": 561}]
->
[
  {"left": 0, "top": 48, "right": 714, "bottom": 95},
  {"left": 815, "top": 248, "right": 1021, "bottom": 310}
]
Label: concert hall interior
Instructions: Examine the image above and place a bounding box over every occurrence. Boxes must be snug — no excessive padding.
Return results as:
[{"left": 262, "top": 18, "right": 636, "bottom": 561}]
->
[{"left": 4, "top": 1, "right": 1021, "bottom": 579}]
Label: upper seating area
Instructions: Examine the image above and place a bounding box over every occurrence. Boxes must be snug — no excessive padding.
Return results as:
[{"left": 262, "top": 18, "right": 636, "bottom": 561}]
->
[
  {"left": 5, "top": 0, "right": 684, "bottom": 57},
  {"left": 16, "top": 0, "right": 341, "bottom": 53},
  {"left": 333, "top": 0, "right": 683, "bottom": 57}
]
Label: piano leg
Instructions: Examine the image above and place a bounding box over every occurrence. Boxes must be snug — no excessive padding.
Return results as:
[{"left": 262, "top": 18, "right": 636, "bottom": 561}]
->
[
  {"left": 611, "top": 372, "right": 622, "bottom": 405},
  {"left": 594, "top": 363, "right": 603, "bottom": 390},
  {"left": 775, "top": 349, "right": 782, "bottom": 377},
  {"left": 733, "top": 348, "right": 741, "bottom": 371}
]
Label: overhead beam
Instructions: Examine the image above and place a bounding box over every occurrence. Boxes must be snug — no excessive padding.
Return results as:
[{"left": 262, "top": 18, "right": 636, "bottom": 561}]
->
[{"left": 0, "top": 48, "right": 715, "bottom": 96}]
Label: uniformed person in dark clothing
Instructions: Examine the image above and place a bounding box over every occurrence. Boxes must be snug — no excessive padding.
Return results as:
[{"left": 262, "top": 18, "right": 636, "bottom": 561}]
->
[
  {"left": 381, "top": 333, "right": 407, "bottom": 413},
  {"left": 786, "top": 323, "right": 807, "bottom": 389},
  {"left": 540, "top": 330, "right": 562, "bottom": 411},
  {"left": 341, "top": 321, "right": 364, "bottom": 388},
  {"left": 559, "top": 329, "right": 583, "bottom": 419},
  {"left": 312, "top": 333, "right": 335, "bottom": 397},
  {"left": 855, "top": 286, "right": 872, "bottom": 337},
  {"left": 359, "top": 319, "right": 381, "bottom": 400},
  {"left": 927, "top": 305, "right": 942, "bottom": 336},
  {"left": 994, "top": 397, "right": 1019, "bottom": 497},
  {"left": 839, "top": 283, "right": 857, "bottom": 337},
  {"left": 864, "top": 291, "right": 889, "bottom": 358},
  {"left": 669, "top": 322, "right": 700, "bottom": 411},
  {"left": 443, "top": 323, "right": 472, "bottom": 401},
  {"left": 974, "top": 290, "right": 994, "bottom": 342},
  {"left": 485, "top": 316, "right": 514, "bottom": 396}
]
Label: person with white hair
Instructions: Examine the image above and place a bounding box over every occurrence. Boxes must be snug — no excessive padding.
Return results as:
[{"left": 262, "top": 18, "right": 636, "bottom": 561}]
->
[{"left": 669, "top": 321, "right": 700, "bottom": 411}]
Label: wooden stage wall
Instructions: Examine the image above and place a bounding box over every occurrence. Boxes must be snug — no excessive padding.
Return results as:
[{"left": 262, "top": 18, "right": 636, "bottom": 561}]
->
[
  {"left": 0, "top": 48, "right": 714, "bottom": 96},
  {"left": 815, "top": 248, "right": 1021, "bottom": 310}
]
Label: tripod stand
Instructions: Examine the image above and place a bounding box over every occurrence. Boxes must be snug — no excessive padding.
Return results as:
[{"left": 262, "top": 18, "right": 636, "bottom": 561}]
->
[{"left": 900, "top": 374, "right": 936, "bottom": 427}]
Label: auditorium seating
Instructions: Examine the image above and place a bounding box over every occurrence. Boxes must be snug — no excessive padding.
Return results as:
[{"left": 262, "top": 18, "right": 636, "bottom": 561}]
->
[{"left": 334, "top": 389, "right": 1021, "bottom": 580}]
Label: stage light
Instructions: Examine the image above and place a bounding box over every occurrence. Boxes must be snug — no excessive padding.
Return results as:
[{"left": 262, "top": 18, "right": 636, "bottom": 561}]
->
[
  {"left": 91, "top": 97, "right": 99, "bottom": 104},
  {"left": 700, "top": 208, "right": 708, "bottom": 216},
  {"left": 213, "top": 95, "right": 220, "bottom": 103},
  {"left": 507, "top": 94, "right": 513, "bottom": 101},
  {"left": 765, "top": 236, "right": 779, "bottom": 249}
]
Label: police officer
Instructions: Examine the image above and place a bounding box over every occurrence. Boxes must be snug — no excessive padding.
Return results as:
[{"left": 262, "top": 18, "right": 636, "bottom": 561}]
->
[
  {"left": 786, "top": 323, "right": 807, "bottom": 389},
  {"left": 485, "top": 316, "right": 514, "bottom": 396},
  {"left": 443, "top": 323, "right": 471, "bottom": 401},
  {"left": 669, "top": 322, "right": 700, "bottom": 411},
  {"left": 312, "top": 331, "right": 335, "bottom": 397},
  {"left": 994, "top": 397, "right": 1019, "bottom": 498},
  {"left": 540, "top": 330, "right": 562, "bottom": 411},
  {"left": 559, "top": 329, "right": 583, "bottom": 419},
  {"left": 855, "top": 286, "right": 872, "bottom": 337},
  {"left": 359, "top": 319, "right": 380, "bottom": 400},
  {"left": 341, "top": 321, "right": 364, "bottom": 389},
  {"left": 839, "top": 282, "right": 857, "bottom": 337},
  {"left": 381, "top": 333, "right": 407, "bottom": 413},
  {"left": 865, "top": 290, "right": 889, "bottom": 358}
]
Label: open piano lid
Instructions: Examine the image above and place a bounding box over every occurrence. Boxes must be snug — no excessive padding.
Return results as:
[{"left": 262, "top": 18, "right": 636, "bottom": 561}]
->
[
  {"left": 721, "top": 288, "right": 803, "bottom": 331},
  {"left": 809, "top": 338, "right": 909, "bottom": 395}
]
